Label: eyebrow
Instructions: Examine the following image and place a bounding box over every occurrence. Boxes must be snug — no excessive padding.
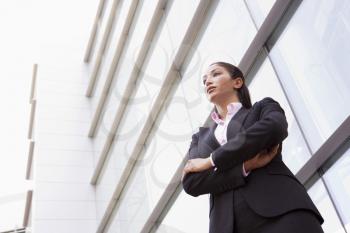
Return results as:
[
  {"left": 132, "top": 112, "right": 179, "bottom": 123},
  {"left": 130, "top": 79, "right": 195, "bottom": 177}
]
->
[{"left": 202, "top": 68, "right": 219, "bottom": 79}]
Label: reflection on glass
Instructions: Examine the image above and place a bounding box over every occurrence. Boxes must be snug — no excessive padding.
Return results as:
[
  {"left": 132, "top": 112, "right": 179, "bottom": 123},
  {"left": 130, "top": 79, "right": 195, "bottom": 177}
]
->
[
  {"left": 93, "top": 0, "right": 136, "bottom": 111},
  {"left": 181, "top": 0, "right": 257, "bottom": 128},
  {"left": 248, "top": 58, "right": 311, "bottom": 173},
  {"left": 96, "top": 0, "right": 157, "bottom": 134},
  {"left": 98, "top": 0, "right": 199, "bottom": 225},
  {"left": 96, "top": 0, "right": 199, "bottom": 222},
  {"left": 156, "top": 191, "right": 209, "bottom": 233},
  {"left": 245, "top": 0, "right": 276, "bottom": 28},
  {"left": 308, "top": 178, "right": 346, "bottom": 233},
  {"left": 105, "top": 86, "right": 193, "bottom": 232},
  {"left": 323, "top": 149, "right": 350, "bottom": 232},
  {"left": 269, "top": 0, "right": 350, "bottom": 152}
]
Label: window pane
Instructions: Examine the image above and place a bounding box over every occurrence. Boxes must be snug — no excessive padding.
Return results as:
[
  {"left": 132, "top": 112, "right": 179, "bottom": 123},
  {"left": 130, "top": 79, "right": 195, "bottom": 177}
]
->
[
  {"left": 92, "top": 0, "right": 137, "bottom": 110},
  {"left": 155, "top": 191, "right": 209, "bottom": 233},
  {"left": 95, "top": 0, "right": 202, "bottom": 226},
  {"left": 269, "top": 0, "right": 350, "bottom": 152},
  {"left": 248, "top": 58, "right": 311, "bottom": 173},
  {"left": 181, "top": 0, "right": 257, "bottom": 128},
  {"left": 245, "top": 0, "right": 276, "bottom": 28},
  {"left": 105, "top": 79, "right": 194, "bottom": 232},
  {"left": 95, "top": 0, "right": 159, "bottom": 135},
  {"left": 308, "top": 178, "right": 346, "bottom": 233},
  {"left": 323, "top": 149, "right": 350, "bottom": 231},
  {"left": 89, "top": 0, "right": 116, "bottom": 71}
]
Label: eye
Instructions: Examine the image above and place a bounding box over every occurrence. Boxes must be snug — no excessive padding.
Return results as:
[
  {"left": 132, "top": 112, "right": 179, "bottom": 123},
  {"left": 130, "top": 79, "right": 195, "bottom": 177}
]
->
[
  {"left": 213, "top": 72, "right": 220, "bottom": 76},
  {"left": 202, "top": 78, "right": 207, "bottom": 85}
]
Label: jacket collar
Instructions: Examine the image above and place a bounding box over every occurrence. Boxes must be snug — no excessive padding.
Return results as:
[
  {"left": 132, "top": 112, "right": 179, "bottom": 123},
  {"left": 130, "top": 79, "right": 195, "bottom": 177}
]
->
[{"left": 198, "top": 107, "right": 250, "bottom": 152}]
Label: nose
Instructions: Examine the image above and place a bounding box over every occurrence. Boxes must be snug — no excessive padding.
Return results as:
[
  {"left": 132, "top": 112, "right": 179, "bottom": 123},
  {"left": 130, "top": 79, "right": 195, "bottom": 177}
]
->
[{"left": 204, "top": 75, "right": 213, "bottom": 87}]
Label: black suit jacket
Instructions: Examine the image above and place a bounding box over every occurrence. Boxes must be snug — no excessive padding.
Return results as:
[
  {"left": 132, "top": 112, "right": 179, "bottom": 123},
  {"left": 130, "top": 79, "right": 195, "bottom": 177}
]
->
[{"left": 182, "top": 97, "right": 323, "bottom": 233}]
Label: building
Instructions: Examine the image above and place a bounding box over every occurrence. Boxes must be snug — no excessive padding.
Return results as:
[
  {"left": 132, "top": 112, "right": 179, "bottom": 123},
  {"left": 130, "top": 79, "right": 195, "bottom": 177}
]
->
[{"left": 24, "top": 0, "right": 350, "bottom": 232}]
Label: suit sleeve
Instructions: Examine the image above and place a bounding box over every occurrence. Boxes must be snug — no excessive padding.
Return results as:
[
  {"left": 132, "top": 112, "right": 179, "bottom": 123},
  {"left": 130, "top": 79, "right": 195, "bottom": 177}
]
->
[
  {"left": 211, "top": 97, "right": 288, "bottom": 172},
  {"left": 182, "top": 132, "right": 246, "bottom": 197}
]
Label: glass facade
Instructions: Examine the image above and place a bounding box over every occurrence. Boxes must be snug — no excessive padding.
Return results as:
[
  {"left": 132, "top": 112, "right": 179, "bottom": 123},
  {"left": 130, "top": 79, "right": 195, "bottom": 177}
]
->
[
  {"left": 323, "top": 150, "right": 350, "bottom": 231},
  {"left": 268, "top": 0, "right": 350, "bottom": 152},
  {"left": 20, "top": 0, "right": 350, "bottom": 232},
  {"left": 86, "top": 0, "right": 350, "bottom": 232}
]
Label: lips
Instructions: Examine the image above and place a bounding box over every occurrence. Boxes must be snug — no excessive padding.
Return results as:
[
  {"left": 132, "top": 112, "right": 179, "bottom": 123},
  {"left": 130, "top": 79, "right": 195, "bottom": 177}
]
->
[{"left": 207, "top": 86, "right": 216, "bottom": 94}]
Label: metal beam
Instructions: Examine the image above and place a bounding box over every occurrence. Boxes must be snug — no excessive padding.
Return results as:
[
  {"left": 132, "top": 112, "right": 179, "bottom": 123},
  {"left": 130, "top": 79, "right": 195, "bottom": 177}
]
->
[
  {"left": 95, "top": 0, "right": 214, "bottom": 232},
  {"left": 23, "top": 190, "right": 33, "bottom": 228},
  {"left": 25, "top": 141, "right": 35, "bottom": 180},
  {"left": 88, "top": 0, "right": 140, "bottom": 137},
  {"left": 297, "top": 116, "right": 350, "bottom": 185},
  {"left": 0, "top": 228, "right": 26, "bottom": 233},
  {"left": 27, "top": 99, "right": 36, "bottom": 139},
  {"left": 84, "top": 0, "right": 108, "bottom": 62},
  {"left": 142, "top": 1, "right": 306, "bottom": 232},
  {"left": 90, "top": 0, "right": 168, "bottom": 183},
  {"left": 29, "top": 64, "right": 37, "bottom": 104},
  {"left": 239, "top": 0, "right": 300, "bottom": 76},
  {"left": 86, "top": 0, "right": 122, "bottom": 97}
]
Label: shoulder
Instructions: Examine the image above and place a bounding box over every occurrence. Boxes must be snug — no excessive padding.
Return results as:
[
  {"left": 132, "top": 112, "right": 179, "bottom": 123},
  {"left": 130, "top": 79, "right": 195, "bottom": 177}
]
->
[
  {"left": 252, "top": 97, "right": 285, "bottom": 113},
  {"left": 191, "top": 127, "right": 206, "bottom": 140},
  {"left": 254, "top": 97, "right": 280, "bottom": 106}
]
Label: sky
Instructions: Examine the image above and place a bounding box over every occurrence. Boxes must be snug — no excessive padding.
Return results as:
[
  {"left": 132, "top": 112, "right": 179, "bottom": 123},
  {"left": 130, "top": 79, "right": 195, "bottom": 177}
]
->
[
  {"left": 0, "top": 0, "right": 95, "bottom": 230},
  {"left": 0, "top": 0, "right": 40, "bottom": 230}
]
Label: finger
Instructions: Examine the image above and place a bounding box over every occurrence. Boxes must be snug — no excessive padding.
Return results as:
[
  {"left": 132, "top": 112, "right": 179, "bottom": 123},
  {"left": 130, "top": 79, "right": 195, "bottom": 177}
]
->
[
  {"left": 183, "top": 165, "right": 190, "bottom": 173},
  {"left": 271, "top": 145, "right": 279, "bottom": 155},
  {"left": 184, "top": 163, "right": 193, "bottom": 173},
  {"left": 181, "top": 170, "right": 186, "bottom": 181}
]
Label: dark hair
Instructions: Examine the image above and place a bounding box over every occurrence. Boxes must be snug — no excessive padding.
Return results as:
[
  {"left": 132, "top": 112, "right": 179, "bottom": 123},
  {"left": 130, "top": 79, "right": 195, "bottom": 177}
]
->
[{"left": 210, "top": 61, "right": 252, "bottom": 108}]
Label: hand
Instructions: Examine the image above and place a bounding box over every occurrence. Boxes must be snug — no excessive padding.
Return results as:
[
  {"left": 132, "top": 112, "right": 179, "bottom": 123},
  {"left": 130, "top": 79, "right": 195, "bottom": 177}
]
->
[
  {"left": 181, "top": 157, "right": 213, "bottom": 181},
  {"left": 244, "top": 144, "right": 280, "bottom": 173}
]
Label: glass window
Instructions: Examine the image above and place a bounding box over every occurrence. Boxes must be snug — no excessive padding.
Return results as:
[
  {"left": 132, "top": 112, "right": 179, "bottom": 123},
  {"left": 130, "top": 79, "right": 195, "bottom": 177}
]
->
[
  {"left": 155, "top": 191, "right": 209, "bottom": 233},
  {"left": 269, "top": 0, "right": 350, "bottom": 152},
  {"left": 248, "top": 57, "right": 311, "bottom": 173},
  {"left": 308, "top": 178, "right": 346, "bottom": 233},
  {"left": 104, "top": 78, "right": 194, "bottom": 232},
  {"left": 323, "top": 149, "right": 350, "bottom": 231},
  {"left": 245, "top": 0, "right": 276, "bottom": 28},
  {"left": 95, "top": 0, "right": 159, "bottom": 135},
  {"left": 181, "top": 0, "right": 257, "bottom": 128},
  {"left": 92, "top": 0, "right": 136, "bottom": 110},
  {"left": 150, "top": 1, "right": 260, "bottom": 231},
  {"left": 89, "top": 0, "right": 115, "bottom": 70},
  {"left": 95, "top": 0, "right": 202, "bottom": 225}
]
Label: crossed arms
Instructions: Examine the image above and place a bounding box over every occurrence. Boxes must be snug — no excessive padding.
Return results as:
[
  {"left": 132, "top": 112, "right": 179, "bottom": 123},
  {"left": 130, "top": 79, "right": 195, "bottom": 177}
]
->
[{"left": 182, "top": 98, "right": 288, "bottom": 197}]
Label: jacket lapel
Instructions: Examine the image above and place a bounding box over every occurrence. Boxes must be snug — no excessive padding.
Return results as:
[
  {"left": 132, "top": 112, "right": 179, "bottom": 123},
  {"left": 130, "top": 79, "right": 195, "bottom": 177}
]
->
[
  {"left": 198, "top": 124, "right": 220, "bottom": 156},
  {"left": 226, "top": 107, "right": 250, "bottom": 139},
  {"left": 197, "top": 107, "right": 250, "bottom": 156}
]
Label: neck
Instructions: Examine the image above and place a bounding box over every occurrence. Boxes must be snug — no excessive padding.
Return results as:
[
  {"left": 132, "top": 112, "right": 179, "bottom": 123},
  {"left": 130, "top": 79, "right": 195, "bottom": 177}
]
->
[{"left": 215, "top": 96, "right": 240, "bottom": 119}]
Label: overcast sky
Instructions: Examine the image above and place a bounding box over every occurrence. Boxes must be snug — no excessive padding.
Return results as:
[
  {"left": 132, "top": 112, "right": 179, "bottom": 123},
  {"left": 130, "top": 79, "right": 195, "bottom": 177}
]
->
[
  {"left": 0, "top": 0, "right": 37, "bottom": 229},
  {"left": 0, "top": 0, "right": 95, "bottom": 230}
]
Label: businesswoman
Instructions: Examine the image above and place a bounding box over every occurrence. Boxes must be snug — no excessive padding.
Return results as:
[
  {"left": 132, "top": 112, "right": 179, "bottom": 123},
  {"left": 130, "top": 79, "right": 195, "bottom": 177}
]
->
[{"left": 181, "top": 62, "right": 324, "bottom": 233}]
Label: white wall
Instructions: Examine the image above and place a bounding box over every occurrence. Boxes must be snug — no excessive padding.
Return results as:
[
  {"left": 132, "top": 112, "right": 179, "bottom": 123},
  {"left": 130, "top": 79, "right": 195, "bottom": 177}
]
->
[{"left": 30, "top": 0, "right": 99, "bottom": 232}]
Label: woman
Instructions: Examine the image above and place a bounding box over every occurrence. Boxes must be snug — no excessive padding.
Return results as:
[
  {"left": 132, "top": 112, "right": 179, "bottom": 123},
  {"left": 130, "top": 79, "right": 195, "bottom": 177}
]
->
[{"left": 181, "top": 62, "right": 324, "bottom": 233}]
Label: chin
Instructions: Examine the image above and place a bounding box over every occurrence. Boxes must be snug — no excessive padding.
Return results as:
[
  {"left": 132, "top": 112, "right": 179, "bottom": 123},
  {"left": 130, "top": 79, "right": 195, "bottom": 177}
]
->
[{"left": 207, "top": 94, "right": 218, "bottom": 104}]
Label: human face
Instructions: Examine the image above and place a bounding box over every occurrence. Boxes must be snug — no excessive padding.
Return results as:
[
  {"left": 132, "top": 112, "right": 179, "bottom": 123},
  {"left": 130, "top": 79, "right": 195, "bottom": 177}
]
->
[{"left": 202, "top": 64, "right": 239, "bottom": 104}]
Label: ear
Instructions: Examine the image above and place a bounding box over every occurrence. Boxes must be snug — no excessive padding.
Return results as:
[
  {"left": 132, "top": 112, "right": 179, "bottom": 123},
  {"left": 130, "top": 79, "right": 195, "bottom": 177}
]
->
[{"left": 233, "top": 77, "right": 243, "bottom": 89}]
